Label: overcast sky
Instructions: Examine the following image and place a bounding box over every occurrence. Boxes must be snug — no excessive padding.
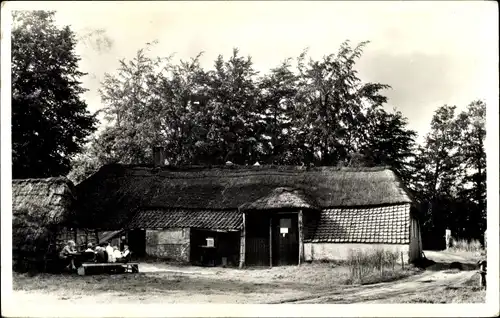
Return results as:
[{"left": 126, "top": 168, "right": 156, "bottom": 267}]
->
[{"left": 14, "top": 1, "right": 499, "bottom": 142}]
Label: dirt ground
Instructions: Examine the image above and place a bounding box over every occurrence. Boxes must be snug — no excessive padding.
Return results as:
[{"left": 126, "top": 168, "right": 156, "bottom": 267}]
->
[{"left": 7, "top": 250, "right": 485, "bottom": 307}]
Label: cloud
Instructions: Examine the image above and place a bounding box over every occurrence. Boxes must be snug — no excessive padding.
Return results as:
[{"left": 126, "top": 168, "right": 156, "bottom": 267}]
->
[{"left": 78, "top": 28, "right": 114, "bottom": 54}]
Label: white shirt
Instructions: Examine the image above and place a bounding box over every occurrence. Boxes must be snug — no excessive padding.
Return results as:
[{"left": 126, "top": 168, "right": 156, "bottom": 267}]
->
[
  {"left": 105, "top": 245, "right": 115, "bottom": 262},
  {"left": 113, "top": 250, "right": 122, "bottom": 259},
  {"left": 122, "top": 249, "right": 130, "bottom": 258}
]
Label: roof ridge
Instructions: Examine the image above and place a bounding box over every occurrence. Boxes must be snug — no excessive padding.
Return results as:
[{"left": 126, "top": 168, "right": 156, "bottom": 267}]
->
[{"left": 101, "top": 163, "right": 393, "bottom": 173}]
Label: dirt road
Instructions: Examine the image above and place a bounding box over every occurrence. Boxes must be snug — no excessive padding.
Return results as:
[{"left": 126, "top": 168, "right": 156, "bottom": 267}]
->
[
  {"left": 8, "top": 250, "right": 481, "bottom": 306},
  {"left": 278, "top": 250, "right": 480, "bottom": 304}
]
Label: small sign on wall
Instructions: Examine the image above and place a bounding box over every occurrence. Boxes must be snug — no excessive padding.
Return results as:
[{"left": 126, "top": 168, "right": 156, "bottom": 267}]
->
[
  {"left": 206, "top": 237, "right": 214, "bottom": 247},
  {"left": 280, "top": 227, "right": 289, "bottom": 234}
]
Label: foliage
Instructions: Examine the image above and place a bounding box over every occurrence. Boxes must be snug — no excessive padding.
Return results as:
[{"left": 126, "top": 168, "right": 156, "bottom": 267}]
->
[
  {"left": 84, "top": 40, "right": 414, "bottom": 170},
  {"left": 449, "top": 238, "right": 483, "bottom": 253},
  {"left": 346, "top": 248, "right": 402, "bottom": 284},
  {"left": 11, "top": 11, "right": 97, "bottom": 178},
  {"left": 411, "top": 101, "right": 487, "bottom": 249}
]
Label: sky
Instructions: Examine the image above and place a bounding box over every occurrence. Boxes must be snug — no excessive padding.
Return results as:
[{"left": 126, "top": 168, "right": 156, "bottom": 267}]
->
[{"left": 12, "top": 1, "right": 500, "bottom": 142}]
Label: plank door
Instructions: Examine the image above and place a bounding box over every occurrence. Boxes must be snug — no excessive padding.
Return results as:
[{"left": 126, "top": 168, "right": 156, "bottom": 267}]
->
[{"left": 272, "top": 214, "right": 299, "bottom": 266}]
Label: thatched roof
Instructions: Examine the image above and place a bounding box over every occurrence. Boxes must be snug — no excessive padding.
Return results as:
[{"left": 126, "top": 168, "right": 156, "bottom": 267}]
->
[
  {"left": 239, "top": 187, "right": 318, "bottom": 211},
  {"left": 12, "top": 177, "right": 75, "bottom": 226},
  {"left": 75, "top": 164, "right": 412, "bottom": 229},
  {"left": 12, "top": 177, "right": 76, "bottom": 256}
]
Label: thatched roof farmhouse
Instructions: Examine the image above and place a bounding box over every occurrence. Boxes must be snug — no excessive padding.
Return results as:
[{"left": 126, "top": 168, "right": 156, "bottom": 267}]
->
[{"left": 74, "top": 163, "right": 422, "bottom": 267}]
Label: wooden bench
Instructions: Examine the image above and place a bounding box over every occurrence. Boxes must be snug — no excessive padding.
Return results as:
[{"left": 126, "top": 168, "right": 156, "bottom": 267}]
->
[{"left": 77, "top": 262, "right": 139, "bottom": 276}]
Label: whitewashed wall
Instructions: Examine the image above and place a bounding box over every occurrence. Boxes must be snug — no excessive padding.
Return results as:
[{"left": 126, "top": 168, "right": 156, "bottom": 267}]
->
[{"left": 304, "top": 243, "right": 410, "bottom": 263}]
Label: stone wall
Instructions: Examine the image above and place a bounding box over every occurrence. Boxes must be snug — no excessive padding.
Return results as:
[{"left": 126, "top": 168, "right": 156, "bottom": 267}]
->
[{"left": 146, "top": 228, "right": 190, "bottom": 262}]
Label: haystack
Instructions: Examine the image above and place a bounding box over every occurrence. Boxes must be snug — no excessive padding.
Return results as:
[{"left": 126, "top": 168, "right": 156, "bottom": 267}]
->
[{"left": 12, "top": 177, "right": 76, "bottom": 269}]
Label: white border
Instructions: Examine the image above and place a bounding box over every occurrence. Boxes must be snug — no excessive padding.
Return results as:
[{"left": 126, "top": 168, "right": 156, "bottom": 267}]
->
[{"left": 1, "top": 1, "right": 499, "bottom": 317}]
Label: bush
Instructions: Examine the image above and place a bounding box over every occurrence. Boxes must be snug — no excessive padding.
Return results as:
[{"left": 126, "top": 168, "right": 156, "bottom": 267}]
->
[
  {"left": 346, "top": 248, "right": 403, "bottom": 284},
  {"left": 450, "top": 238, "right": 483, "bottom": 252}
]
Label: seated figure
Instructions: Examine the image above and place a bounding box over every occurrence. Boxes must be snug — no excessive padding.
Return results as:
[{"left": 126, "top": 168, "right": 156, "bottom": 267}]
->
[
  {"left": 116, "top": 244, "right": 131, "bottom": 263},
  {"left": 112, "top": 246, "right": 122, "bottom": 261},
  {"left": 82, "top": 243, "right": 96, "bottom": 262},
  {"left": 59, "top": 240, "right": 77, "bottom": 271},
  {"left": 95, "top": 246, "right": 108, "bottom": 263}
]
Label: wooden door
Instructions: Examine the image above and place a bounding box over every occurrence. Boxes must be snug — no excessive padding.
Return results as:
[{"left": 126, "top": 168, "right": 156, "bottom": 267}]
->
[
  {"left": 272, "top": 214, "right": 298, "bottom": 266},
  {"left": 128, "top": 229, "right": 146, "bottom": 257}
]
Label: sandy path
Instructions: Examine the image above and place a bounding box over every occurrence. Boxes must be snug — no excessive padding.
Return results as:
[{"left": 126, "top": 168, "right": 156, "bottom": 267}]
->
[
  {"left": 282, "top": 250, "right": 478, "bottom": 304},
  {"left": 8, "top": 250, "right": 480, "bottom": 307}
]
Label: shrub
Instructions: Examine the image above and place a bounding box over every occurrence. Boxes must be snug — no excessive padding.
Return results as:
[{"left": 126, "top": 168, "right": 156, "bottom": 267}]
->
[{"left": 450, "top": 238, "right": 483, "bottom": 252}]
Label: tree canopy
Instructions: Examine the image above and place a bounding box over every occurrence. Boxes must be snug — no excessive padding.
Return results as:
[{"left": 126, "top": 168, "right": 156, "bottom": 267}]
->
[{"left": 12, "top": 11, "right": 97, "bottom": 179}]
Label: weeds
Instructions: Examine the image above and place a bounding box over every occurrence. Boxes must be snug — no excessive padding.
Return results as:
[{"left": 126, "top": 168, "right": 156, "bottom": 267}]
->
[
  {"left": 346, "top": 248, "right": 406, "bottom": 284},
  {"left": 449, "top": 238, "right": 483, "bottom": 252}
]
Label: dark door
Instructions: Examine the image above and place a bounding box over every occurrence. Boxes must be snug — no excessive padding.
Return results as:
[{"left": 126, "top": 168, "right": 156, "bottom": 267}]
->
[
  {"left": 128, "top": 229, "right": 146, "bottom": 257},
  {"left": 272, "top": 214, "right": 298, "bottom": 266}
]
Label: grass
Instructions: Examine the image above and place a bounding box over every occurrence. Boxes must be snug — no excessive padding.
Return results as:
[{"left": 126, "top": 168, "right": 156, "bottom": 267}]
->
[
  {"left": 345, "top": 248, "right": 417, "bottom": 285},
  {"left": 449, "top": 238, "right": 484, "bottom": 253},
  {"left": 400, "top": 272, "right": 486, "bottom": 303},
  {"left": 12, "top": 272, "right": 285, "bottom": 296}
]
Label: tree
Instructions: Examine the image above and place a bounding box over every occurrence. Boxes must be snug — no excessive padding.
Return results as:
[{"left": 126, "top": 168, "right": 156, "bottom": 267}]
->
[
  {"left": 84, "top": 41, "right": 412, "bottom": 174},
  {"left": 294, "top": 41, "right": 391, "bottom": 166},
  {"left": 409, "top": 102, "right": 489, "bottom": 248},
  {"left": 454, "top": 100, "right": 487, "bottom": 238},
  {"left": 200, "top": 49, "right": 261, "bottom": 165},
  {"left": 412, "top": 105, "right": 462, "bottom": 248},
  {"left": 98, "top": 43, "right": 171, "bottom": 165},
  {"left": 359, "top": 107, "right": 417, "bottom": 183},
  {"left": 257, "top": 58, "right": 299, "bottom": 164},
  {"left": 12, "top": 11, "right": 96, "bottom": 178}
]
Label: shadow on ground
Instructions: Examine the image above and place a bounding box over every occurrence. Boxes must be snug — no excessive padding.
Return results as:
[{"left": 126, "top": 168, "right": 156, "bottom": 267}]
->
[{"left": 413, "top": 257, "right": 478, "bottom": 272}]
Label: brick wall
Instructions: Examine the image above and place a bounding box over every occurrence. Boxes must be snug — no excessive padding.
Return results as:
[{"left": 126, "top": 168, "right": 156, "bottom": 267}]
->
[{"left": 146, "top": 228, "right": 190, "bottom": 261}]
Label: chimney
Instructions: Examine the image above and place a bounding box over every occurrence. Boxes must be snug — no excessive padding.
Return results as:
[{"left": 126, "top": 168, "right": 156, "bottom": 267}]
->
[{"left": 153, "top": 147, "right": 167, "bottom": 166}]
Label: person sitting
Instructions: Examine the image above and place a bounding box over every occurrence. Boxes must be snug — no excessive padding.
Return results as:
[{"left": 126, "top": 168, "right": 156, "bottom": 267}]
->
[
  {"left": 95, "top": 246, "right": 107, "bottom": 263},
  {"left": 85, "top": 243, "right": 94, "bottom": 253},
  {"left": 82, "top": 243, "right": 96, "bottom": 262},
  {"left": 115, "top": 244, "right": 131, "bottom": 263},
  {"left": 59, "top": 240, "right": 77, "bottom": 271},
  {"left": 112, "top": 246, "right": 122, "bottom": 261},
  {"left": 105, "top": 242, "right": 115, "bottom": 263}
]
